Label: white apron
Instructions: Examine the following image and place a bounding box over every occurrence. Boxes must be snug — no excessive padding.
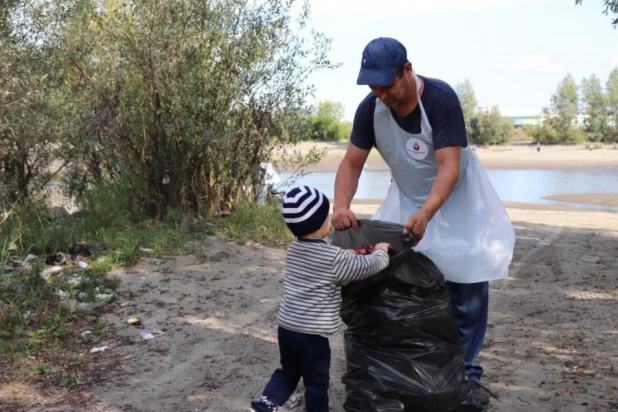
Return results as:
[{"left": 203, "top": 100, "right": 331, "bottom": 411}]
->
[{"left": 371, "top": 73, "right": 515, "bottom": 283}]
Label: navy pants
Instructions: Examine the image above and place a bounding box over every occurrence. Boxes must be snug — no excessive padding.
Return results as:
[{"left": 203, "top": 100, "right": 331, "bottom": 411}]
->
[
  {"left": 253, "top": 326, "right": 331, "bottom": 412},
  {"left": 447, "top": 280, "right": 489, "bottom": 383}
]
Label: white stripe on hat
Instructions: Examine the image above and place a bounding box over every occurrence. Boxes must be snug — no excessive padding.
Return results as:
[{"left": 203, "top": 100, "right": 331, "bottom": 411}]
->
[
  {"left": 283, "top": 188, "right": 317, "bottom": 214},
  {"left": 286, "top": 186, "right": 310, "bottom": 203},
  {"left": 283, "top": 191, "right": 325, "bottom": 224}
]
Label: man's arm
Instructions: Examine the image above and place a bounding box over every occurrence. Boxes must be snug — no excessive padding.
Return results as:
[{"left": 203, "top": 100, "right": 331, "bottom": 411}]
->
[
  {"left": 332, "top": 143, "right": 370, "bottom": 230},
  {"left": 404, "top": 146, "right": 460, "bottom": 239}
]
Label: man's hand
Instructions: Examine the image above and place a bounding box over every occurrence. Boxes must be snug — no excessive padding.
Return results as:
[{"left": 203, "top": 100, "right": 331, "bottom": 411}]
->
[
  {"left": 331, "top": 207, "right": 359, "bottom": 231},
  {"left": 403, "top": 209, "right": 430, "bottom": 245},
  {"left": 333, "top": 143, "right": 369, "bottom": 232},
  {"left": 403, "top": 146, "right": 461, "bottom": 245}
]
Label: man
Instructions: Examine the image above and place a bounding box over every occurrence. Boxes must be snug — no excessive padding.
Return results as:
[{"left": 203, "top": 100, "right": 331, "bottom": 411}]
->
[{"left": 331, "top": 37, "right": 515, "bottom": 406}]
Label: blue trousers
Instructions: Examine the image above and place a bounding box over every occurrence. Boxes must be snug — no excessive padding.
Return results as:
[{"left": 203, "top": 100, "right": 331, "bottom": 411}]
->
[
  {"left": 447, "top": 281, "right": 489, "bottom": 383},
  {"left": 253, "top": 326, "right": 331, "bottom": 412}
]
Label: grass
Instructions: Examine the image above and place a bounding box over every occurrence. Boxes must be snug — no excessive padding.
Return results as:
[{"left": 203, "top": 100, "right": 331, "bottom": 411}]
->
[
  {"left": 0, "top": 179, "right": 291, "bottom": 400},
  {"left": 584, "top": 142, "right": 605, "bottom": 150},
  {"left": 221, "top": 199, "right": 293, "bottom": 245}
]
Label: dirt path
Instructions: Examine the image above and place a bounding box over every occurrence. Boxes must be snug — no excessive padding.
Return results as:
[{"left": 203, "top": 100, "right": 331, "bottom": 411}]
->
[
  {"left": 13, "top": 206, "right": 618, "bottom": 412},
  {"left": 481, "top": 222, "right": 618, "bottom": 411}
]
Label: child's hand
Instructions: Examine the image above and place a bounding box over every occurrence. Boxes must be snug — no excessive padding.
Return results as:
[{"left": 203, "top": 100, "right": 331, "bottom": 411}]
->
[
  {"left": 351, "top": 245, "right": 374, "bottom": 255},
  {"left": 374, "top": 242, "right": 391, "bottom": 253}
]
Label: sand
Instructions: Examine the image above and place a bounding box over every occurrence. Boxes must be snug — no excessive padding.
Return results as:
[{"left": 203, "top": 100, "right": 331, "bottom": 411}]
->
[
  {"left": 277, "top": 141, "right": 618, "bottom": 173},
  {"left": 10, "top": 143, "right": 618, "bottom": 412},
  {"left": 27, "top": 203, "right": 614, "bottom": 412}
]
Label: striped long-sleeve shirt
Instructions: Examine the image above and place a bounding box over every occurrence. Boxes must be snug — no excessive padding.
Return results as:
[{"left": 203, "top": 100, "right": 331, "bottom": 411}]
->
[{"left": 277, "top": 238, "right": 390, "bottom": 336}]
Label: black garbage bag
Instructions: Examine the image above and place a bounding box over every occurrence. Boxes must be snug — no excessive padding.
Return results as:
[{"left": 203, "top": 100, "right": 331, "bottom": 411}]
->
[{"left": 332, "top": 220, "right": 479, "bottom": 412}]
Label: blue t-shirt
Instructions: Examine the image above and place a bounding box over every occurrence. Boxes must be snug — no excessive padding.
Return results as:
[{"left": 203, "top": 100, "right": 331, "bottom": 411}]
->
[{"left": 350, "top": 75, "right": 467, "bottom": 151}]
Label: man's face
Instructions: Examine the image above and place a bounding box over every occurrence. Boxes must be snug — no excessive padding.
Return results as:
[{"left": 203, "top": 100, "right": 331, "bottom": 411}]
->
[{"left": 369, "top": 65, "right": 411, "bottom": 108}]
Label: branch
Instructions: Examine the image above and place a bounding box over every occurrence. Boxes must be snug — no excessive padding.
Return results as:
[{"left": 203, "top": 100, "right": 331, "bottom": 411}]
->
[
  {"left": 38, "top": 159, "right": 70, "bottom": 190},
  {"left": 0, "top": 98, "right": 25, "bottom": 108}
]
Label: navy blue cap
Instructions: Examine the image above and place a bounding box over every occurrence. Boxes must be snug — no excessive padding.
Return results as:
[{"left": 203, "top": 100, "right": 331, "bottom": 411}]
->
[{"left": 357, "top": 37, "right": 408, "bottom": 87}]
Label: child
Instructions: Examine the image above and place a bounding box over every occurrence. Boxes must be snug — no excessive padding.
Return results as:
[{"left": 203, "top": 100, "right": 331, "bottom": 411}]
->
[{"left": 250, "top": 186, "right": 390, "bottom": 412}]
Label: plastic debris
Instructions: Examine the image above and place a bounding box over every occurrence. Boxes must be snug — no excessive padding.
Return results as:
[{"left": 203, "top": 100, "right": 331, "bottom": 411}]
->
[
  {"left": 76, "top": 301, "right": 108, "bottom": 311},
  {"left": 40, "top": 266, "right": 63, "bottom": 282},
  {"left": 77, "top": 261, "right": 89, "bottom": 268},
  {"left": 89, "top": 346, "right": 109, "bottom": 354},
  {"left": 126, "top": 317, "right": 142, "bottom": 325},
  {"left": 62, "top": 299, "right": 109, "bottom": 312},
  {"left": 150, "top": 329, "right": 165, "bottom": 336},
  {"left": 81, "top": 331, "right": 92, "bottom": 337},
  {"left": 23, "top": 254, "right": 37, "bottom": 263},
  {"left": 68, "top": 276, "right": 82, "bottom": 286},
  {"left": 139, "top": 247, "right": 154, "bottom": 254},
  {"left": 95, "top": 293, "right": 114, "bottom": 302},
  {"left": 214, "top": 210, "right": 232, "bottom": 218},
  {"left": 140, "top": 329, "right": 155, "bottom": 340},
  {"left": 56, "top": 289, "right": 68, "bottom": 300},
  {"left": 284, "top": 391, "right": 303, "bottom": 408}
]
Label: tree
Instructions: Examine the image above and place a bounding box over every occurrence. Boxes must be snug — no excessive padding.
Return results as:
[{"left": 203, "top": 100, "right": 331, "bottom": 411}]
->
[
  {"left": 303, "top": 101, "right": 350, "bottom": 141},
  {"left": 544, "top": 74, "right": 586, "bottom": 143},
  {"left": 57, "top": 0, "right": 335, "bottom": 218},
  {"left": 468, "top": 106, "right": 513, "bottom": 145},
  {"left": 455, "top": 79, "right": 478, "bottom": 137},
  {"left": 530, "top": 78, "right": 585, "bottom": 145},
  {"left": 606, "top": 68, "right": 618, "bottom": 141},
  {"left": 575, "top": 1, "right": 618, "bottom": 26},
  {"left": 580, "top": 74, "right": 610, "bottom": 142},
  {"left": 0, "top": 0, "right": 78, "bottom": 205}
]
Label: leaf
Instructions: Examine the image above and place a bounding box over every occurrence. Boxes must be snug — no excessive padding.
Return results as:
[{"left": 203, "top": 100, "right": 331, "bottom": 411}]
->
[{"left": 75, "top": 376, "right": 89, "bottom": 385}]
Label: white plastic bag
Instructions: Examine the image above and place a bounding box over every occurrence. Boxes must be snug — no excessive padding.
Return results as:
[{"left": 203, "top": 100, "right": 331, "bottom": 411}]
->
[{"left": 373, "top": 153, "right": 515, "bottom": 283}]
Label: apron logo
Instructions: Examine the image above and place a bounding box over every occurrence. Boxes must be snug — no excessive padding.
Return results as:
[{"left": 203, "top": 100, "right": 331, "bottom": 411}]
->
[{"left": 406, "top": 138, "right": 428, "bottom": 160}]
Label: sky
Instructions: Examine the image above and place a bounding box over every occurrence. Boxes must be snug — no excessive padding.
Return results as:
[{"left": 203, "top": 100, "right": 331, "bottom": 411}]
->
[{"left": 297, "top": 0, "right": 618, "bottom": 121}]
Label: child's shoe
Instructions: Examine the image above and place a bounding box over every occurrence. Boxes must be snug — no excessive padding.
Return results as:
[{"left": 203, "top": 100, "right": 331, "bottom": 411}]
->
[{"left": 250, "top": 395, "right": 280, "bottom": 412}]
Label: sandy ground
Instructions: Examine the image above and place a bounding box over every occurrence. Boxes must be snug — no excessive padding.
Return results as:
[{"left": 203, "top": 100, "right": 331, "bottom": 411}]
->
[
  {"left": 14, "top": 202, "right": 616, "bottom": 412},
  {"left": 6, "top": 143, "right": 618, "bottom": 412}
]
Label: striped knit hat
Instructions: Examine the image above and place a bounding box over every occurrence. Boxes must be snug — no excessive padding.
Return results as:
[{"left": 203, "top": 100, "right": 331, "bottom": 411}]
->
[{"left": 282, "top": 186, "right": 330, "bottom": 237}]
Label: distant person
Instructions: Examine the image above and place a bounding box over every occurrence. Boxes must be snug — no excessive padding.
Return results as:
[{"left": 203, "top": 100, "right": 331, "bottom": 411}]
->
[
  {"left": 249, "top": 186, "right": 390, "bottom": 412},
  {"left": 537, "top": 141, "right": 541, "bottom": 152},
  {"left": 331, "top": 37, "right": 515, "bottom": 406},
  {"left": 257, "top": 162, "right": 282, "bottom": 205}
]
